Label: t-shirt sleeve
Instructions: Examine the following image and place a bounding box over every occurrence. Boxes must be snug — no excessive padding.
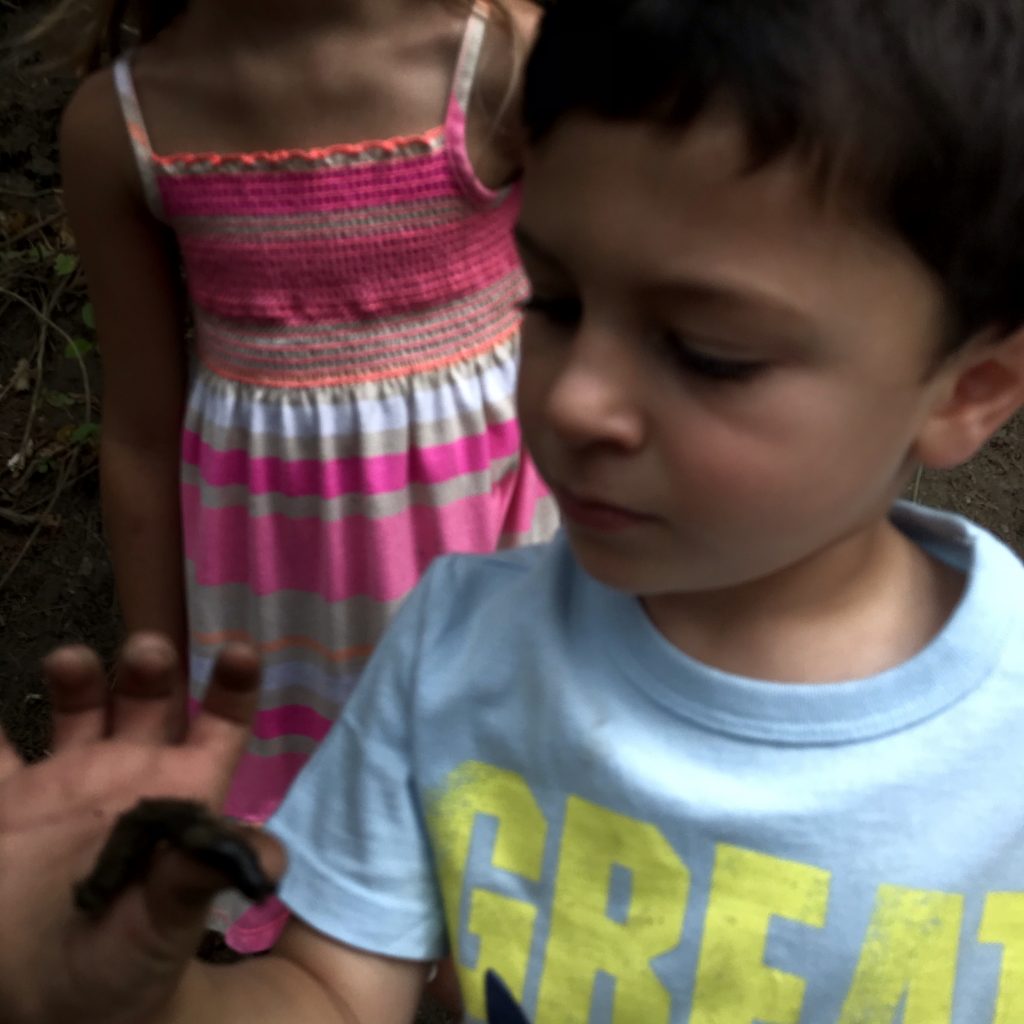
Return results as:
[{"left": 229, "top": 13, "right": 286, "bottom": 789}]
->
[{"left": 266, "top": 563, "right": 445, "bottom": 961}]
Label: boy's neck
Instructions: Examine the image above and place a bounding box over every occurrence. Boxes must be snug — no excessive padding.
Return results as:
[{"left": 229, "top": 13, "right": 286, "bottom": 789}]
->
[{"left": 643, "top": 517, "right": 964, "bottom": 684}]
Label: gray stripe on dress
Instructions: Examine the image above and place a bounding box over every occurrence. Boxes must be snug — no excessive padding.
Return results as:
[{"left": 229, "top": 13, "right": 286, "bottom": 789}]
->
[
  {"left": 187, "top": 571, "right": 399, "bottom": 643},
  {"left": 193, "top": 274, "right": 526, "bottom": 349},
  {"left": 174, "top": 198, "right": 468, "bottom": 238},
  {"left": 182, "top": 453, "right": 524, "bottom": 520},
  {"left": 243, "top": 734, "right": 321, "bottom": 759}
]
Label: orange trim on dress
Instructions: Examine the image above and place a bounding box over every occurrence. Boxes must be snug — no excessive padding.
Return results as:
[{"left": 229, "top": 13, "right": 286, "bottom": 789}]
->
[
  {"left": 194, "top": 630, "right": 376, "bottom": 665},
  {"left": 152, "top": 125, "right": 446, "bottom": 169},
  {"left": 200, "top": 325, "right": 519, "bottom": 389}
]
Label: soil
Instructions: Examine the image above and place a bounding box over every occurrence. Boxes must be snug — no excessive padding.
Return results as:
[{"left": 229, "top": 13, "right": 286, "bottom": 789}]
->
[
  {"left": 1, "top": 2, "right": 114, "bottom": 763},
  {"left": 0, "top": 1, "right": 1020, "bottom": 1017}
]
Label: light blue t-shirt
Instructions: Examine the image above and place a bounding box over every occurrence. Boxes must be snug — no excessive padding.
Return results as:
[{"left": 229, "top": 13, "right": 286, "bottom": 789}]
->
[{"left": 269, "top": 503, "right": 1024, "bottom": 1024}]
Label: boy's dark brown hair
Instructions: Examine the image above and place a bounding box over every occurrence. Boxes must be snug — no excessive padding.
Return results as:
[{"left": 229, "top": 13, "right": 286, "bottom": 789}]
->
[{"left": 524, "top": 0, "right": 1024, "bottom": 347}]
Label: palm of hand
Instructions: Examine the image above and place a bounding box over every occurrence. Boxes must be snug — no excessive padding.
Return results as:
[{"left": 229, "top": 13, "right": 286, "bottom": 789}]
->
[{"left": 0, "top": 638, "right": 270, "bottom": 1024}]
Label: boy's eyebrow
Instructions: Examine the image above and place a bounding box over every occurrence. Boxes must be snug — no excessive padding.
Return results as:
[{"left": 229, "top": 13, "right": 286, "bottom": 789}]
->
[
  {"left": 648, "top": 277, "right": 818, "bottom": 341},
  {"left": 516, "top": 225, "right": 815, "bottom": 339}
]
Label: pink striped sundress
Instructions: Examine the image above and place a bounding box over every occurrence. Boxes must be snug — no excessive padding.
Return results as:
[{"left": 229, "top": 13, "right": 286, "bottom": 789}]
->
[{"left": 112, "top": 3, "right": 556, "bottom": 896}]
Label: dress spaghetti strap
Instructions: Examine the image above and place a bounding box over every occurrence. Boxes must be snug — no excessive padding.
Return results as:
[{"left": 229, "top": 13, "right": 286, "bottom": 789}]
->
[
  {"left": 445, "top": 2, "right": 510, "bottom": 204},
  {"left": 450, "top": 2, "right": 490, "bottom": 114},
  {"left": 111, "top": 56, "right": 166, "bottom": 221}
]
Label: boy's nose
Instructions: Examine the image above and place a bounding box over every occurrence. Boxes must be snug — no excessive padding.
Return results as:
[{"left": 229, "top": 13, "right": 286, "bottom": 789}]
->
[{"left": 543, "top": 328, "right": 646, "bottom": 450}]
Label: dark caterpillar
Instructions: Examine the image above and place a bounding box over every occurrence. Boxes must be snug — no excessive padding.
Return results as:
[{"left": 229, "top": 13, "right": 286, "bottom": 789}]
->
[
  {"left": 73, "top": 798, "right": 276, "bottom": 919},
  {"left": 76, "top": 802, "right": 530, "bottom": 1020}
]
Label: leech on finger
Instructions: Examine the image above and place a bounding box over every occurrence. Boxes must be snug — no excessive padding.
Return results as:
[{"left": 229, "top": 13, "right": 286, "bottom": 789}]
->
[{"left": 73, "top": 798, "right": 276, "bottom": 919}]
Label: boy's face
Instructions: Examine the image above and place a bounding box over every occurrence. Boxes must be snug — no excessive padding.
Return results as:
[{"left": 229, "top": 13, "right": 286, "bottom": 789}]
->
[{"left": 516, "top": 109, "right": 956, "bottom": 597}]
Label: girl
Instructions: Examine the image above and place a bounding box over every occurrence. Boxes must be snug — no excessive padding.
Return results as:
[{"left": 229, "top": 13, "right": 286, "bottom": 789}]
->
[{"left": 58, "top": 0, "right": 555, "bottom": 952}]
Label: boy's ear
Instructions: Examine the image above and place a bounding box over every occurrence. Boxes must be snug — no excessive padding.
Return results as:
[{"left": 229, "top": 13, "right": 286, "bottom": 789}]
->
[{"left": 913, "top": 326, "right": 1024, "bottom": 470}]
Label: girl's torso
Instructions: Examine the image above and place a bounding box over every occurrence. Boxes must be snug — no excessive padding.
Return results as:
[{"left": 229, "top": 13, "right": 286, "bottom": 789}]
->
[
  {"left": 114, "top": 2, "right": 529, "bottom": 389},
  {"left": 124, "top": 1, "right": 526, "bottom": 185}
]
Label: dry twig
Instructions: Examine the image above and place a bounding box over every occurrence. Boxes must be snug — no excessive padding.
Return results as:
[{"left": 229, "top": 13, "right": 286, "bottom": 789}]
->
[
  {"left": 1, "top": 208, "right": 64, "bottom": 248},
  {"left": 0, "top": 505, "right": 59, "bottom": 528},
  {"left": 0, "top": 186, "right": 61, "bottom": 198},
  {"left": 18, "top": 459, "right": 97, "bottom": 513},
  {"left": 0, "top": 451, "right": 73, "bottom": 595},
  {"left": 0, "top": 278, "right": 93, "bottom": 449}
]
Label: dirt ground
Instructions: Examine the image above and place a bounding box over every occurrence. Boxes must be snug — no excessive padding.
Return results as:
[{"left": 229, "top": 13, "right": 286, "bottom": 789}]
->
[
  {"left": 0, "top": 2, "right": 1020, "bottom": 1012},
  {"left": 0, "top": 3, "right": 113, "bottom": 762}
]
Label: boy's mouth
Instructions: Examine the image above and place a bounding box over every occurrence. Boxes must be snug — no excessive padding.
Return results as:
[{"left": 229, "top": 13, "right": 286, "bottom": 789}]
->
[{"left": 555, "top": 487, "right": 656, "bottom": 532}]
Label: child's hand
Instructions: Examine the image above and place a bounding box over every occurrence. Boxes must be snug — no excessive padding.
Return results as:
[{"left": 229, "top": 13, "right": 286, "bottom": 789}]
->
[{"left": 0, "top": 635, "right": 284, "bottom": 1024}]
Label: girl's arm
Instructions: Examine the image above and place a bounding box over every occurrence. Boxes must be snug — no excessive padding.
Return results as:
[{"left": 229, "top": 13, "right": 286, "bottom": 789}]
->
[{"left": 60, "top": 71, "right": 189, "bottom": 715}]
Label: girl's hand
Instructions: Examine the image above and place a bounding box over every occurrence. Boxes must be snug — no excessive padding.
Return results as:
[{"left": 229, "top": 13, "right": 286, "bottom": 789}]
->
[{"left": 0, "top": 636, "right": 284, "bottom": 1024}]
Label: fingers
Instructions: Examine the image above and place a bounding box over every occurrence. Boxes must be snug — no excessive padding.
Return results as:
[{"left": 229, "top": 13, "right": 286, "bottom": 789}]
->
[
  {"left": 46, "top": 645, "right": 108, "bottom": 751},
  {"left": 45, "top": 636, "right": 183, "bottom": 750},
  {"left": 110, "top": 634, "right": 182, "bottom": 743},
  {"left": 187, "top": 644, "right": 262, "bottom": 761}
]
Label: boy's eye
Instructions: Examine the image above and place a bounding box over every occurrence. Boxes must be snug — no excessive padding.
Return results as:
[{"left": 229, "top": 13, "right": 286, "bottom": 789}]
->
[
  {"left": 519, "top": 294, "right": 583, "bottom": 327},
  {"left": 665, "top": 333, "right": 767, "bottom": 383},
  {"left": 519, "top": 299, "right": 766, "bottom": 383}
]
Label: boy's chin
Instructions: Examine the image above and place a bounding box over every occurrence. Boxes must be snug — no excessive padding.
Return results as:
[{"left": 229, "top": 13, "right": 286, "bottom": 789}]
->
[
  {"left": 565, "top": 532, "right": 682, "bottom": 596},
  {"left": 564, "top": 535, "right": 636, "bottom": 589},
  {"left": 565, "top": 528, "right": 771, "bottom": 599}
]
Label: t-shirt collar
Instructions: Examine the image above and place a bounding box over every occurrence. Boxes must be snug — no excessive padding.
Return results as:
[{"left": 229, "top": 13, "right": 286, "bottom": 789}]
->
[{"left": 591, "top": 503, "right": 1020, "bottom": 746}]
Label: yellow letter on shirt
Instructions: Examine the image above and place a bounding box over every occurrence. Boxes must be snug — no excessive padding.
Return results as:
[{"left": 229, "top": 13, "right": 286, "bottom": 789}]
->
[
  {"left": 534, "top": 796, "right": 690, "bottom": 1024},
  {"left": 690, "top": 844, "right": 830, "bottom": 1024},
  {"left": 979, "top": 892, "right": 1024, "bottom": 1024},
  {"left": 429, "top": 762, "right": 547, "bottom": 1020},
  {"left": 838, "top": 885, "right": 963, "bottom": 1024}
]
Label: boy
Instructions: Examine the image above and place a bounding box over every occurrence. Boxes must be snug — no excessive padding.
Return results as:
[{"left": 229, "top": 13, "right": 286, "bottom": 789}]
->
[{"left": 1, "top": 0, "right": 1023, "bottom": 1021}]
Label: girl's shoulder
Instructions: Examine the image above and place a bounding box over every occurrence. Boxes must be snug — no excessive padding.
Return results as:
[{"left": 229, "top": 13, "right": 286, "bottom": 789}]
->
[
  {"left": 467, "top": 0, "right": 544, "bottom": 185},
  {"left": 60, "top": 67, "right": 145, "bottom": 212},
  {"left": 474, "top": 0, "right": 543, "bottom": 110}
]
